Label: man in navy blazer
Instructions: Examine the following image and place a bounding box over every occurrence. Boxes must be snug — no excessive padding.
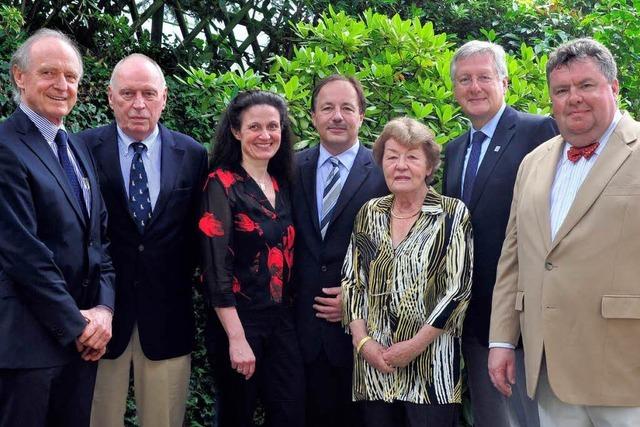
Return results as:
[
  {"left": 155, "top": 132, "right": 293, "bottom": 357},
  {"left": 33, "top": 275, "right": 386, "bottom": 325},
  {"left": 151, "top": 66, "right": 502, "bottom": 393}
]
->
[
  {"left": 77, "top": 54, "right": 208, "bottom": 427},
  {"left": 0, "top": 29, "right": 115, "bottom": 427},
  {"left": 292, "top": 75, "right": 387, "bottom": 427},
  {"left": 442, "top": 41, "right": 558, "bottom": 427}
]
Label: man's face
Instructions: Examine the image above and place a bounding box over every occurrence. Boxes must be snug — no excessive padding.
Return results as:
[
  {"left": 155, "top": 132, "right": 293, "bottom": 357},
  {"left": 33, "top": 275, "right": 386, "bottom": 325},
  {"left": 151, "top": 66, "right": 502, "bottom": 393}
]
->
[
  {"left": 108, "top": 57, "right": 167, "bottom": 141},
  {"left": 453, "top": 53, "right": 507, "bottom": 129},
  {"left": 311, "top": 80, "right": 364, "bottom": 155},
  {"left": 549, "top": 58, "right": 618, "bottom": 147},
  {"left": 13, "top": 37, "right": 81, "bottom": 125}
]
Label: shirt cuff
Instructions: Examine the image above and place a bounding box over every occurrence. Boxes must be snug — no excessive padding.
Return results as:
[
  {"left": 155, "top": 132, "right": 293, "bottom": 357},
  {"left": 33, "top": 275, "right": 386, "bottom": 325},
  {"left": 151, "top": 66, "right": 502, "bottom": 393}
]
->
[{"left": 488, "top": 342, "right": 516, "bottom": 349}]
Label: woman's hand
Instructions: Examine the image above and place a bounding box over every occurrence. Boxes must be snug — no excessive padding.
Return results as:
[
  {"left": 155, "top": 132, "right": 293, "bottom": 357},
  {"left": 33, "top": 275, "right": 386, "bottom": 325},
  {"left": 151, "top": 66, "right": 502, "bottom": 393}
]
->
[
  {"left": 229, "top": 336, "right": 256, "bottom": 380},
  {"left": 382, "top": 338, "right": 423, "bottom": 368},
  {"left": 360, "top": 339, "right": 395, "bottom": 374}
]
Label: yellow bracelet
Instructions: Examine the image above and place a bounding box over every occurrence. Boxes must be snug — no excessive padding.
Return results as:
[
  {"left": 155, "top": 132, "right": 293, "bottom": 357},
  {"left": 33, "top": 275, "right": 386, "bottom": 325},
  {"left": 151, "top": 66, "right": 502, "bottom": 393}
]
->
[{"left": 356, "top": 336, "right": 372, "bottom": 354}]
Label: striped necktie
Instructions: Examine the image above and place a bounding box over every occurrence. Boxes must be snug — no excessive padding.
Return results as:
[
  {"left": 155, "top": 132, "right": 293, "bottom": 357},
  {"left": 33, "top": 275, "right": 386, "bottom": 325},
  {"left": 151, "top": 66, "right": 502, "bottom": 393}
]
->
[{"left": 320, "top": 157, "right": 342, "bottom": 239}]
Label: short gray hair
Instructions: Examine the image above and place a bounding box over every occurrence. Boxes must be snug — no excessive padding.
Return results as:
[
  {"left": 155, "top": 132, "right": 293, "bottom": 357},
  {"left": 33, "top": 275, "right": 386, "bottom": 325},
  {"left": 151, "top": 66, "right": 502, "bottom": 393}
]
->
[
  {"left": 109, "top": 53, "right": 166, "bottom": 88},
  {"left": 450, "top": 40, "right": 508, "bottom": 84},
  {"left": 546, "top": 38, "right": 617, "bottom": 84},
  {"left": 9, "top": 28, "right": 83, "bottom": 104}
]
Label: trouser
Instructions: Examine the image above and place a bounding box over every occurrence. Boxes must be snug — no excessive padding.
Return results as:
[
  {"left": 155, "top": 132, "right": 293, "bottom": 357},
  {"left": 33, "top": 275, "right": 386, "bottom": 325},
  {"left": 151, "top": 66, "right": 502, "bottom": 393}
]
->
[
  {"left": 208, "top": 307, "right": 305, "bottom": 427},
  {"left": 0, "top": 356, "right": 97, "bottom": 427},
  {"left": 90, "top": 325, "right": 191, "bottom": 427},
  {"left": 361, "top": 400, "right": 458, "bottom": 427}
]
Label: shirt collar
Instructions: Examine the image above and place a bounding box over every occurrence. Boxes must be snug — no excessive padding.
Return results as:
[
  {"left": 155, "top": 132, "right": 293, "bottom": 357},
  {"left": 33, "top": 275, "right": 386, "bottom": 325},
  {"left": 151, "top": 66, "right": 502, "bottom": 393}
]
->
[
  {"left": 471, "top": 102, "right": 507, "bottom": 140},
  {"left": 117, "top": 125, "right": 160, "bottom": 157},
  {"left": 20, "top": 103, "right": 66, "bottom": 143},
  {"left": 562, "top": 109, "right": 622, "bottom": 157},
  {"left": 317, "top": 140, "right": 360, "bottom": 171}
]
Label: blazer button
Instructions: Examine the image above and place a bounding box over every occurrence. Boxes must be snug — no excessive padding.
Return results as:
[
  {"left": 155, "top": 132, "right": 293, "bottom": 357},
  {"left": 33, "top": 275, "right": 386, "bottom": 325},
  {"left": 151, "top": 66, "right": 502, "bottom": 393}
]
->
[
  {"left": 82, "top": 279, "right": 90, "bottom": 287},
  {"left": 133, "top": 280, "right": 140, "bottom": 288},
  {"left": 544, "top": 261, "right": 553, "bottom": 271},
  {"left": 138, "top": 244, "right": 144, "bottom": 252},
  {"left": 88, "top": 240, "right": 94, "bottom": 247},
  {"left": 320, "top": 265, "right": 327, "bottom": 272}
]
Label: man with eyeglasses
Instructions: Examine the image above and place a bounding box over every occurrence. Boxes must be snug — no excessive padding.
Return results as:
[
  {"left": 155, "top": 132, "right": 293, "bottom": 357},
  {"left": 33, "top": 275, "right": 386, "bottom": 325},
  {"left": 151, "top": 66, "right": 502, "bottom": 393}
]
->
[{"left": 442, "top": 40, "right": 558, "bottom": 427}]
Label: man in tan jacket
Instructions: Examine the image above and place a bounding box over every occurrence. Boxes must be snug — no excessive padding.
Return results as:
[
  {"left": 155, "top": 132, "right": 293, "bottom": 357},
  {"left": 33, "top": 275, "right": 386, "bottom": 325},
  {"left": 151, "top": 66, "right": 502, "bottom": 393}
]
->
[{"left": 488, "top": 38, "right": 640, "bottom": 426}]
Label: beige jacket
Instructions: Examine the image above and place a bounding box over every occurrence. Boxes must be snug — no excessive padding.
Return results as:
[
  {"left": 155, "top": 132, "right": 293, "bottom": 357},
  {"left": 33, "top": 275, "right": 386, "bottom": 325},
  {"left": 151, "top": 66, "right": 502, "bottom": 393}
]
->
[{"left": 490, "top": 112, "right": 640, "bottom": 406}]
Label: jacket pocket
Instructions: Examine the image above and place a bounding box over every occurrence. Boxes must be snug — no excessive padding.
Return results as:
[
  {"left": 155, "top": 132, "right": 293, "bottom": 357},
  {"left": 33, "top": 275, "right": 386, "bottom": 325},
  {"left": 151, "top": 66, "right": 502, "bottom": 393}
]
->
[
  {"left": 601, "top": 295, "right": 640, "bottom": 319},
  {"left": 514, "top": 290, "right": 525, "bottom": 311}
]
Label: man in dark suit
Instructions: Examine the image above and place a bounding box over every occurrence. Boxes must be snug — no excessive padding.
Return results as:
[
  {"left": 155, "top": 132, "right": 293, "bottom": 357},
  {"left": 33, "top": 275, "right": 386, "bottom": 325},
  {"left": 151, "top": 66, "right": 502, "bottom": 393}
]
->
[
  {"left": 77, "top": 54, "right": 208, "bottom": 427},
  {"left": 442, "top": 41, "right": 558, "bottom": 427},
  {"left": 292, "top": 75, "right": 387, "bottom": 427},
  {"left": 0, "top": 29, "right": 115, "bottom": 427}
]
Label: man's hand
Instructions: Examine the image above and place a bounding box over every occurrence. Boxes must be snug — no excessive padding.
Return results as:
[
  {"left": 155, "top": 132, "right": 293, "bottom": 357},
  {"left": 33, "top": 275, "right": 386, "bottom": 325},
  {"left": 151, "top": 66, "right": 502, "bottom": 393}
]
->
[
  {"left": 77, "top": 306, "right": 113, "bottom": 351},
  {"left": 488, "top": 347, "right": 516, "bottom": 397},
  {"left": 229, "top": 336, "right": 256, "bottom": 380},
  {"left": 382, "top": 339, "right": 423, "bottom": 368},
  {"left": 313, "top": 286, "right": 342, "bottom": 322}
]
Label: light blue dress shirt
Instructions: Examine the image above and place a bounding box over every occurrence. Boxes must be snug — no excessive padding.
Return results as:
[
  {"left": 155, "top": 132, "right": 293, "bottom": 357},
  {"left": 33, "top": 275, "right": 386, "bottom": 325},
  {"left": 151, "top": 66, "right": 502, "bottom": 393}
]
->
[
  {"left": 117, "top": 126, "right": 162, "bottom": 210},
  {"left": 316, "top": 141, "right": 360, "bottom": 220}
]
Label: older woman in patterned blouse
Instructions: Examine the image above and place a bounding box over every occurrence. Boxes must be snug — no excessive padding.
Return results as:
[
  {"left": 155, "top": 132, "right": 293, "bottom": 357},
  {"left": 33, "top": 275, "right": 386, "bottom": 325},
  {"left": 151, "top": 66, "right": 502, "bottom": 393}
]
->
[{"left": 342, "top": 117, "right": 473, "bottom": 426}]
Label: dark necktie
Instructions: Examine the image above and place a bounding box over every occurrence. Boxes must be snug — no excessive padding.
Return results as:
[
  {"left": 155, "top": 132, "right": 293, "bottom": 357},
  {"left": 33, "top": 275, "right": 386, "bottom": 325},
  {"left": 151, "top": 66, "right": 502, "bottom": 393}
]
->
[
  {"left": 462, "top": 131, "right": 486, "bottom": 205},
  {"left": 129, "top": 142, "right": 152, "bottom": 233},
  {"left": 54, "top": 129, "right": 86, "bottom": 213},
  {"left": 567, "top": 141, "right": 599, "bottom": 163},
  {"left": 320, "top": 157, "right": 341, "bottom": 239}
]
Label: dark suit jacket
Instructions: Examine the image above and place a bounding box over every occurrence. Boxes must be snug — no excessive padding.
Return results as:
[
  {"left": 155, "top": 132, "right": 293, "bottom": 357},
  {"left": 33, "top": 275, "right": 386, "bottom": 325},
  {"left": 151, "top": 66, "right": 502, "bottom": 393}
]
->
[
  {"left": 292, "top": 144, "right": 387, "bottom": 367},
  {"left": 78, "top": 123, "right": 208, "bottom": 360},
  {"left": 442, "top": 105, "right": 558, "bottom": 345},
  {"left": 0, "top": 109, "right": 115, "bottom": 369}
]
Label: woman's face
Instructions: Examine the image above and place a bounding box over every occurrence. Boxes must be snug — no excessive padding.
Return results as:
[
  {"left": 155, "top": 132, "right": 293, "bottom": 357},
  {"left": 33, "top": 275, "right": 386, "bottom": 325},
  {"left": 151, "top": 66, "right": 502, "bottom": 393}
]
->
[
  {"left": 232, "top": 104, "right": 282, "bottom": 163},
  {"left": 381, "top": 138, "right": 431, "bottom": 195}
]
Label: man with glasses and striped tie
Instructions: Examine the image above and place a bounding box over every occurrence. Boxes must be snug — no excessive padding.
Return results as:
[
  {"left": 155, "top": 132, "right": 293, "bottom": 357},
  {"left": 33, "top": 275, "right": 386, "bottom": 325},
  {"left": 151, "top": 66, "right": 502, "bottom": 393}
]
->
[{"left": 292, "top": 75, "right": 388, "bottom": 427}]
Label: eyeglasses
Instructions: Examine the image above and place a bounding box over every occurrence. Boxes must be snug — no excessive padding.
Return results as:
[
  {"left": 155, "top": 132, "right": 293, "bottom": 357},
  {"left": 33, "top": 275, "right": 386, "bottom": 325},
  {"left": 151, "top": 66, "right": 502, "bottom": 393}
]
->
[{"left": 455, "top": 75, "right": 497, "bottom": 87}]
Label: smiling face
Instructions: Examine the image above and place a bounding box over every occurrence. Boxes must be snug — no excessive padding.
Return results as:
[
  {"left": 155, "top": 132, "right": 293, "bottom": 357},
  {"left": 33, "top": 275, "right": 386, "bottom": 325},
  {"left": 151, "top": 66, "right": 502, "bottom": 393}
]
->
[
  {"left": 312, "top": 80, "right": 364, "bottom": 155},
  {"left": 382, "top": 138, "right": 432, "bottom": 196},
  {"left": 108, "top": 56, "right": 167, "bottom": 141},
  {"left": 453, "top": 53, "right": 507, "bottom": 129},
  {"left": 232, "top": 104, "right": 282, "bottom": 166},
  {"left": 12, "top": 37, "right": 81, "bottom": 125},
  {"left": 549, "top": 57, "right": 619, "bottom": 147}
]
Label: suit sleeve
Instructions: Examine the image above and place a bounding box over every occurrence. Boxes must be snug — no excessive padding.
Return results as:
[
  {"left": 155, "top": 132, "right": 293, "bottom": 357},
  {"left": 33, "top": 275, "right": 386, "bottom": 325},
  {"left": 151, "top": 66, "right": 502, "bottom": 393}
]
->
[
  {"left": 0, "top": 143, "right": 86, "bottom": 345},
  {"left": 96, "top": 192, "right": 116, "bottom": 309},
  {"left": 199, "top": 174, "right": 236, "bottom": 307}
]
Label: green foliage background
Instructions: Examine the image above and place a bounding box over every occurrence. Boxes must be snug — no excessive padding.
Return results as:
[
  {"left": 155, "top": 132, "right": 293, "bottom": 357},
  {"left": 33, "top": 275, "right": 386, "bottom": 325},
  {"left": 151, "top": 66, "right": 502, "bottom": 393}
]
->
[{"left": 1, "top": 1, "right": 639, "bottom": 425}]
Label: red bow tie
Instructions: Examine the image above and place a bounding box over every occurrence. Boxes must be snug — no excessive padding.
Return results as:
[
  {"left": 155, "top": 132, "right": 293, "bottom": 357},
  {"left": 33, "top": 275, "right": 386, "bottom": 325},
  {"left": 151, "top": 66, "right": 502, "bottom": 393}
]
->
[{"left": 567, "top": 141, "right": 599, "bottom": 163}]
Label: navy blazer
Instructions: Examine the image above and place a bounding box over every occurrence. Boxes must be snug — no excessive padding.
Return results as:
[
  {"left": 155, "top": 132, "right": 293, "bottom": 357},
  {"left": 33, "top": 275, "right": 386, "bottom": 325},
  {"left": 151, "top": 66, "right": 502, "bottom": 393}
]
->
[
  {"left": 0, "top": 109, "right": 115, "bottom": 369},
  {"left": 443, "top": 106, "right": 558, "bottom": 345},
  {"left": 292, "top": 144, "right": 387, "bottom": 367},
  {"left": 78, "top": 123, "right": 208, "bottom": 360}
]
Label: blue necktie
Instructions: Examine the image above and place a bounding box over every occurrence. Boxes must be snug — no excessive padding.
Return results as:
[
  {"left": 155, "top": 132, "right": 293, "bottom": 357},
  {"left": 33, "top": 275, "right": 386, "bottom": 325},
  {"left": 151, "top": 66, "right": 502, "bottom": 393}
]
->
[
  {"left": 320, "top": 157, "right": 342, "bottom": 239},
  {"left": 462, "top": 131, "right": 486, "bottom": 205},
  {"left": 54, "top": 129, "right": 86, "bottom": 214},
  {"left": 129, "top": 142, "right": 152, "bottom": 233}
]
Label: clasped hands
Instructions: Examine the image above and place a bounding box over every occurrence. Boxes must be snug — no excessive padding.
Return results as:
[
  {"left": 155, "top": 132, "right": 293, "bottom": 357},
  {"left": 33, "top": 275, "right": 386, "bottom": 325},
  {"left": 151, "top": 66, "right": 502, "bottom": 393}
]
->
[
  {"left": 75, "top": 306, "right": 113, "bottom": 362},
  {"left": 359, "top": 337, "right": 423, "bottom": 373}
]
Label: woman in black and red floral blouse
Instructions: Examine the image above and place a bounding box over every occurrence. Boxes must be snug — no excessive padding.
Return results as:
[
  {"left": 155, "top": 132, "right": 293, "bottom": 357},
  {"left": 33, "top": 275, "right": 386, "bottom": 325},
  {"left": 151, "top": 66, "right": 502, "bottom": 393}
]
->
[{"left": 198, "top": 90, "right": 304, "bottom": 427}]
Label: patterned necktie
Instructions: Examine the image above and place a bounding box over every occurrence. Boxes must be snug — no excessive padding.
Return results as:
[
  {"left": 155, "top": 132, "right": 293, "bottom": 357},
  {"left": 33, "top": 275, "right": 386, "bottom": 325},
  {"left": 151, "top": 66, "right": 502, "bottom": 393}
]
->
[
  {"left": 462, "top": 131, "right": 486, "bottom": 205},
  {"left": 129, "top": 142, "right": 152, "bottom": 233},
  {"left": 320, "top": 157, "right": 342, "bottom": 239},
  {"left": 54, "top": 129, "right": 86, "bottom": 214},
  {"left": 567, "top": 141, "right": 599, "bottom": 163}
]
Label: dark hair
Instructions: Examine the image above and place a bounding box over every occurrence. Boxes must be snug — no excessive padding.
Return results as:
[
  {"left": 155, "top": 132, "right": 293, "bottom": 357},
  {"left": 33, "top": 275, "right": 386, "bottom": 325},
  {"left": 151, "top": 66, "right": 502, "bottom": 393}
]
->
[
  {"left": 311, "top": 74, "right": 366, "bottom": 113},
  {"left": 210, "top": 90, "right": 294, "bottom": 183},
  {"left": 546, "top": 38, "right": 617, "bottom": 84}
]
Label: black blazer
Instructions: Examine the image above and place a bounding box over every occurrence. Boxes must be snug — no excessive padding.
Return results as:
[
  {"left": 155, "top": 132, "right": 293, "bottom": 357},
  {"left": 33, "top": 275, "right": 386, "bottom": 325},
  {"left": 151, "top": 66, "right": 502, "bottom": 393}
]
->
[
  {"left": 442, "top": 106, "right": 558, "bottom": 345},
  {"left": 292, "top": 144, "right": 387, "bottom": 367},
  {"left": 0, "top": 109, "right": 115, "bottom": 369},
  {"left": 79, "top": 123, "right": 208, "bottom": 360}
]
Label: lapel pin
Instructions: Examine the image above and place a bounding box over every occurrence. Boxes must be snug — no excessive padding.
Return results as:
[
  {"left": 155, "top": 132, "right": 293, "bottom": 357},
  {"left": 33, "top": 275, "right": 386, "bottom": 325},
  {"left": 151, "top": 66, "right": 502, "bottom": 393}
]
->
[{"left": 494, "top": 145, "right": 501, "bottom": 152}]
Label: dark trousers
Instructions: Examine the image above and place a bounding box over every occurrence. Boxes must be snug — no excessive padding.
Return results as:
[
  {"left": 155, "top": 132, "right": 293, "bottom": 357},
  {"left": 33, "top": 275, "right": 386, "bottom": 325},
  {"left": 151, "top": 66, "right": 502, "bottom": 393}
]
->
[
  {"left": 0, "top": 357, "right": 98, "bottom": 427},
  {"left": 304, "top": 351, "right": 362, "bottom": 427},
  {"left": 208, "top": 307, "right": 304, "bottom": 427},
  {"left": 361, "top": 400, "right": 458, "bottom": 427}
]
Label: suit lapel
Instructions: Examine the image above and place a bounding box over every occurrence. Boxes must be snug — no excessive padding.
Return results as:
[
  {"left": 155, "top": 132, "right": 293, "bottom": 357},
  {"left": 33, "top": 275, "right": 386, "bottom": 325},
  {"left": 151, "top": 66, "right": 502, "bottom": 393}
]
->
[
  {"left": 67, "top": 134, "right": 94, "bottom": 228},
  {"left": 15, "top": 111, "right": 87, "bottom": 226},
  {"left": 532, "top": 139, "right": 561, "bottom": 250},
  {"left": 299, "top": 146, "right": 321, "bottom": 236},
  {"left": 551, "top": 115, "right": 635, "bottom": 250},
  {"left": 445, "top": 132, "right": 468, "bottom": 199},
  {"left": 147, "top": 125, "right": 184, "bottom": 229},
  {"left": 469, "top": 107, "right": 518, "bottom": 210},
  {"left": 92, "top": 123, "right": 130, "bottom": 215},
  {"left": 330, "top": 145, "right": 372, "bottom": 226}
]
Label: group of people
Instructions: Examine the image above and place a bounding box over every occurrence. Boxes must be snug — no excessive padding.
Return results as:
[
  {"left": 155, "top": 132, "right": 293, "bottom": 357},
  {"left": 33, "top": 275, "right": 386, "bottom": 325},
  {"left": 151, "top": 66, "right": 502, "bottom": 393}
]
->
[{"left": 0, "top": 24, "right": 638, "bottom": 427}]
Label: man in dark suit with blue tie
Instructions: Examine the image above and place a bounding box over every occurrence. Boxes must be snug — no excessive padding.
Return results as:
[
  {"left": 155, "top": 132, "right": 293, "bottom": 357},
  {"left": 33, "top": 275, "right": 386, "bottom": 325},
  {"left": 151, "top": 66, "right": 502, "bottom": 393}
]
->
[
  {"left": 292, "top": 75, "right": 387, "bottom": 427},
  {"left": 443, "top": 41, "right": 558, "bottom": 427},
  {"left": 0, "top": 29, "right": 115, "bottom": 427},
  {"left": 77, "top": 54, "right": 208, "bottom": 427}
]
